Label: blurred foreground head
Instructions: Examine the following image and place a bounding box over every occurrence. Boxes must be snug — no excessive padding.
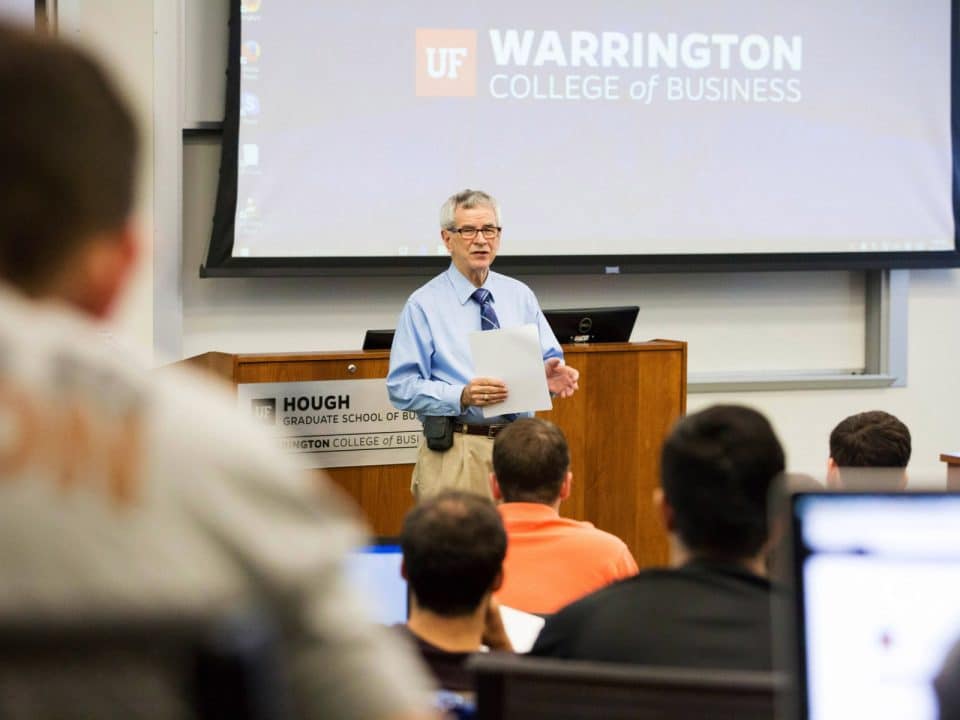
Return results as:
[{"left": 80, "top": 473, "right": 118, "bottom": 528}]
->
[
  {"left": 0, "top": 23, "right": 138, "bottom": 316},
  {"left": 660, "top": 404, "right": 785, "bottom": 564}
]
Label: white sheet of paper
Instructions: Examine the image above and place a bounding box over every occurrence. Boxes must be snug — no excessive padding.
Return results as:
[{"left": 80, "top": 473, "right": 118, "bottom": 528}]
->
[
  {"left": 498, "top": 604, "right": 547, "bottom": 653},
  {"left": 469, "top": 324, "right": 552, "bottom": 418}
]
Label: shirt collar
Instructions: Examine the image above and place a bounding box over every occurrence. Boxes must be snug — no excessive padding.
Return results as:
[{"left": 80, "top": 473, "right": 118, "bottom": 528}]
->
[
  {"left": 445, "top": 262, "right": 497, "bottom": 305},
  {"left": 498, "top": 502, "right": 561, "bottom": 522},
  {"left": 681, "top": 557, "right": 773, "bottom": 587}
]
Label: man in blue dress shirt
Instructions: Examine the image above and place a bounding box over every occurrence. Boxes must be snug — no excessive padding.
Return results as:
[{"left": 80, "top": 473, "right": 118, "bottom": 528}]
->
[{"left": 387, "top": 190, "right": 579, "bottom": 499}]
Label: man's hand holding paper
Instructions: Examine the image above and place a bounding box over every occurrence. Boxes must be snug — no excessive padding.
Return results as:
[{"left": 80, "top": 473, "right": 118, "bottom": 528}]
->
[{"left": 470, "top": 324, "right": 555, "bottom": 418}]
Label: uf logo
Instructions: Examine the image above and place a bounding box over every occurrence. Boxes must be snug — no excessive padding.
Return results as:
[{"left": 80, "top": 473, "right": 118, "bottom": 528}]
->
[
  {"left": 416, "top": 30, "right": 477, "bottom": 96},
  {"left": 425, "top": 47, "right": 468, "bottom": 79},
  {"left": 251, "top": 398, "right": 276, "bottom": 425}
]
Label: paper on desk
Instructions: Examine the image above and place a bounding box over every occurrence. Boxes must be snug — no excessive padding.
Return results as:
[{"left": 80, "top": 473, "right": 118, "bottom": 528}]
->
[
  {"left": 498, "top": 604, "right": 546, "bottom": 653},
  {"left": 469, "top": 324, "right": 551, "bottom": 418}
]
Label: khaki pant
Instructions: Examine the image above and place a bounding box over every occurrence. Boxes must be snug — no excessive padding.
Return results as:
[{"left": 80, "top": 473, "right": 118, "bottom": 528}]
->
[{"left": 411, "top": 432, "right": 494, "bottom": 500}]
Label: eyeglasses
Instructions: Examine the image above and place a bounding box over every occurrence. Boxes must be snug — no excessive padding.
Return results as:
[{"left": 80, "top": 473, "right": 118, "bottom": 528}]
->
[{"left": 450, "top": 225, "right": 501, "bottom": 240}]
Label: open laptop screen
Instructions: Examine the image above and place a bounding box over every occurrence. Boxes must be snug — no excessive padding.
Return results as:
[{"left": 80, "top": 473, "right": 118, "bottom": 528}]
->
[
  {"left": 791, "top": 493, "right": 960, "bottom": 720},
  {"left": 344, "top": 539, "right": 408, "bottom": 626}
]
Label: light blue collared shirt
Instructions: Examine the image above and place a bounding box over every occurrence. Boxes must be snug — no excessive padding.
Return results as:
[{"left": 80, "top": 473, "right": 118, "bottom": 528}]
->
[{"left": 387, "top": 264, "right": 563, "bottom": 424}]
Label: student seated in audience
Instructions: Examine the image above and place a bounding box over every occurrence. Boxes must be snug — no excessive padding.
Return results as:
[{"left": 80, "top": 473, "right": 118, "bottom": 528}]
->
[
  {"left": 936, "top": 637, "right": 960, "bottom": 720},
  {"left": 530, "top": 405, "right": 785, "bottom": 671},
  {"left": 0, "top": 23, "right": 431, "bottom": 720},
  {"left": 400, "top": 490, "right": 513, "bottom": 692},
  {"left": 827, "top": 410, "right": 911, "bottom": 489},
  {"left": 490, "top": 418, "right": 637, "bottom": 614}
]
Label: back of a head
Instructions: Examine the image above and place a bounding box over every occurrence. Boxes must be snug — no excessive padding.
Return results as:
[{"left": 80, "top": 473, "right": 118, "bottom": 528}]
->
[
  {"left": 492, "top": 418, "right": 569, "bottom": 504},
  {"left": 829, "top": 410, "right": 911, "bottom": 468},
  {"left": 661, "top": 404, "right": 785, "bottom": 560},
  {"left": 401, "top": 490, "right": 506, "bottom": 617},
  {"left": 936, "top": 637, "right": 960, "bottom": 720},
  {"left": 0, "top": 23, "right": 138, "bottom": 293}
]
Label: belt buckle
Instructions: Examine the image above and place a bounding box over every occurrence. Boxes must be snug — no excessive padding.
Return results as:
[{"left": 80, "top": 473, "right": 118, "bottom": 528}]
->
[{"left": 487, "top": 425, "right": 499, "bottom": 438}]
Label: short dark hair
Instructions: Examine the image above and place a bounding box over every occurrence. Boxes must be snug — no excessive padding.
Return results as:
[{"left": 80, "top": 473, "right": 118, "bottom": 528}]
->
[
  {"left": 0, "top": 23, "right": 138, "bottom": 292},
  {"left": 829, "top": 411, "right": 911, "bottom": 468},
  {"left": 661, "top": 405, "right": 785, "bottom": 560},
  {"left": 492, "top": 418, "right": 570, "bottom": 504},
  {"left": 401, "top": 490, "right": 506, "bottom": 617},
  {"left": 936, "top": 637, "right": 960, "bottom": 720}
]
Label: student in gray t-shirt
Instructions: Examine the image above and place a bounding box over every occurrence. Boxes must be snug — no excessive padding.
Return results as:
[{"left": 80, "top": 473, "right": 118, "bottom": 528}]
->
[{"left": 0, "top": 22, "right": 432, "bottom": 720}]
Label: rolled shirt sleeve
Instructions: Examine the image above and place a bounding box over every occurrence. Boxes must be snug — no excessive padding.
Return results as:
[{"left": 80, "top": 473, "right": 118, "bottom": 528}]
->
[{"left": 386, "top": 298, "right": 465, "bottom": 417}]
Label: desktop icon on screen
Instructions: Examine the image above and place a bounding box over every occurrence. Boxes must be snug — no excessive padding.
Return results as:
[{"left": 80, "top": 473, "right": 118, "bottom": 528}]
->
[
  {"left": 241, "top": 41, "right": 261, "bottom": 65},
  {"left": 241, "top": 0, "right": 262, "bottom": 14},
  {"left": 240, "top": 93, "right": 260, "bottom": 118},
  {"left": 239, "top": 197, "right": 258, "bottom": 221},
  {"left": 242, "top": 144, "right": 259, "bottom": 168}
]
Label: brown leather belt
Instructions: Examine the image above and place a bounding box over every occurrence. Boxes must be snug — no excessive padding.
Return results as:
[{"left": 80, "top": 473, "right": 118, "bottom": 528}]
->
[{"left": 454, "top": 422, "right": 509, "bottom": 438}]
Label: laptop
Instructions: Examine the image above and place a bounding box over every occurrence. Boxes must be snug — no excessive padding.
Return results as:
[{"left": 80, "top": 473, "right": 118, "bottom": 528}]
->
[
  {"left": 788, "top": 492, "right": 960, "bottom": 720},
  {"left": 343, "top": 538, "right": 408, "bottom": 625},
  {"left": 542, "top": 306, "right": 638, "bottom": 344}
]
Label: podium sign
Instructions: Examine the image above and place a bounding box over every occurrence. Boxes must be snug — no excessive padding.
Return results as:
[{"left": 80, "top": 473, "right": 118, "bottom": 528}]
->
[{"left": 238, "top": 378, "right": 421, "bottom": 468}]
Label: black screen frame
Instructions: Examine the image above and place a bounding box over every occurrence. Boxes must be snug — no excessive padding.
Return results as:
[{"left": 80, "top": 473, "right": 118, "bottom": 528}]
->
[{"left": 203, "top": 1, "right": 960, "bottom": 278}]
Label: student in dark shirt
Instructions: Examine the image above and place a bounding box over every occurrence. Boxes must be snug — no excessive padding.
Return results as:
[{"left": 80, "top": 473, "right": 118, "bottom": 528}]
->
[
  {"left": 936, "top": 637, "right": 960, "bottom": 720},
  {"left": 827, "top": 410, "right": 911, "bottom": 490},
  {"left": 399, "top": 491, "right": 513, "bottom": 692},
  {"left": 530, "top": 404, "right": 786, "bottom": 671}
]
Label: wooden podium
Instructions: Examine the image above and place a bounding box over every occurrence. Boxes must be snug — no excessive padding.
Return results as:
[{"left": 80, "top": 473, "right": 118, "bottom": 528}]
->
[
  {"left": 178, "top": 341, "right": 686, "bottom": 568},
  {"left": 941, "top": 452, "right": 960, "bottom": 490}
]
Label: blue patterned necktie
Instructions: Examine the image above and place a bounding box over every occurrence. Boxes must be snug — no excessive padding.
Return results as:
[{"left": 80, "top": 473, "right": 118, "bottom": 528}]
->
[
  {"left": 471, "top": 288, "right": 500, "bottom": 331},
  {"left": 471, "top": 286, "right": 515, "bottom": 420}
]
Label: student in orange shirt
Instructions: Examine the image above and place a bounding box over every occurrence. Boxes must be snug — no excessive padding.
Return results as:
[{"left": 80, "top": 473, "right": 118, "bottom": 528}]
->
[{"left": 490, "top": 418, "right": 638, "bottom": 614}]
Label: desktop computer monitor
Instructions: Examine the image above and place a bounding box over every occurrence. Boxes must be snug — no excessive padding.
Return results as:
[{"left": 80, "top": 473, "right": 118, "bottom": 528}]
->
[
  {"left": 789, "top": 492, "right": 960, "bottom": 720},
  {"left": 542, "top": 306, "right": 638, "bottom": 344},
  {"left": 362, "top": 329, "right": 395, "bottom": 351}
]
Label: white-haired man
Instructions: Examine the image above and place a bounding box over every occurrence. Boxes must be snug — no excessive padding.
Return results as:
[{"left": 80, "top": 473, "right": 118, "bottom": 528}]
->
[{"left": 387, "top": 189, "right": 579, "bottom": 499}]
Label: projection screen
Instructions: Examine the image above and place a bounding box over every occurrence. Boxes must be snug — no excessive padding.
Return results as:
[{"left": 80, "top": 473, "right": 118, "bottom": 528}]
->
[{"left": 203, "top": 0, "right": 960, "bottom": 276}]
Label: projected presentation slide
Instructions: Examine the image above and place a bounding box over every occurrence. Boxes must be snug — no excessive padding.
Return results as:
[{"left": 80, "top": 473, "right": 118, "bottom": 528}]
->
[{"left": 233, "top": 1, "right": 954, "bottom": 259}]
